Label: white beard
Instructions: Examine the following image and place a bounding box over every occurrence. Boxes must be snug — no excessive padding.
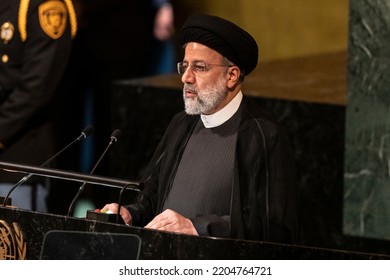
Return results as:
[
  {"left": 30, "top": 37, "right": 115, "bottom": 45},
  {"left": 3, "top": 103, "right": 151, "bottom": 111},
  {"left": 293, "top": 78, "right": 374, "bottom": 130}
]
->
[{"left": 183, "top": 74, "right": 228, "bottom": 115}]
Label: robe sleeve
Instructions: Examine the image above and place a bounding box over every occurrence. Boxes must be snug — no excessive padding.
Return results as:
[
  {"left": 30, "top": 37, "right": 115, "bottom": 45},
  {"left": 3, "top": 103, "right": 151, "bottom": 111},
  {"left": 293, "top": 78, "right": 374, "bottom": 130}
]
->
[{"left": 190, "top": 215, "right": 231, "bottom": 238}]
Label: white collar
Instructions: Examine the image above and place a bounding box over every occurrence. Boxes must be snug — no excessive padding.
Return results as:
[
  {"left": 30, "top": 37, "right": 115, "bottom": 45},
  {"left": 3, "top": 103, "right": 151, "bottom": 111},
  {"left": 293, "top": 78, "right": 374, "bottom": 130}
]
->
[{"left": 200, "top": 91, "right": 243, "bottom": 128}]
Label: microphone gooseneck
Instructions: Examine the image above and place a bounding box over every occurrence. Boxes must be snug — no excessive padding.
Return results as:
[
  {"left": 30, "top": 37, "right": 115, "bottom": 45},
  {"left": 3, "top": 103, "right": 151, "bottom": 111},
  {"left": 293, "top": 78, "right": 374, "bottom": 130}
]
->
[
  {"left": 1, "top": 125, "right": 94, "bottom": 207},
  {"left": 116, "top": 182, "right": 141, "bottom": 224},
  {"left": 67, "top": 129, "right": 122, "bottom": 217}
]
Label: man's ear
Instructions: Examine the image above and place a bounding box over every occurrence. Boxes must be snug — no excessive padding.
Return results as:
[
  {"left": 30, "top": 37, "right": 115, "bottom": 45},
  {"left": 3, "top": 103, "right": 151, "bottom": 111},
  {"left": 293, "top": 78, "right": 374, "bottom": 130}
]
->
[{"left": 227, "top": 66, "right": 241, "bottom": 89}]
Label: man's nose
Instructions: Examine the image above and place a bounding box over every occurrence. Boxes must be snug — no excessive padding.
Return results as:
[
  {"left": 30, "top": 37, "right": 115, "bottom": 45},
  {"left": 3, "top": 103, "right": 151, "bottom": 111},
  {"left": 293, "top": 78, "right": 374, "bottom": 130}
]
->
[{"left": 181, "top": 67, "right": 195, "bottom": 84}]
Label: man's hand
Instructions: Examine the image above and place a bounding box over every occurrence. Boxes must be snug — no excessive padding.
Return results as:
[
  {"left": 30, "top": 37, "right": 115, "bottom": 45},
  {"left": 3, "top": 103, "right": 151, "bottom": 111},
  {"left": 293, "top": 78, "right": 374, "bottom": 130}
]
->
[
  {"left": 101, "top": 203, "right": 132, "bottom": 225},
  {"left": 0, "top": 142, "right": 5, "bottom": 150},
  {"left": 145, "top": 209, "right": 198, "bottom": 236}
]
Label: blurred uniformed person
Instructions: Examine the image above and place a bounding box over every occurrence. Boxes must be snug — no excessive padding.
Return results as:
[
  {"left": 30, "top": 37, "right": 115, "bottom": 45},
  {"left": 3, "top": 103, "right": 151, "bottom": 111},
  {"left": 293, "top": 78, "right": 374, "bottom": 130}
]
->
[{"left": 0, "top": 0, "right": 77, "bottom": 211}]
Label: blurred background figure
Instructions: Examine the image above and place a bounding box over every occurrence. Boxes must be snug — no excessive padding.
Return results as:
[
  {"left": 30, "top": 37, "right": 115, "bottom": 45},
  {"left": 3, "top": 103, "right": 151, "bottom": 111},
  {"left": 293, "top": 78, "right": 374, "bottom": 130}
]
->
[
  {"left": 0, "top": 0, "right": 77, "bottom": 212},
  {"left": 151, "top": 0, "right": 175, "bottom": 75}
]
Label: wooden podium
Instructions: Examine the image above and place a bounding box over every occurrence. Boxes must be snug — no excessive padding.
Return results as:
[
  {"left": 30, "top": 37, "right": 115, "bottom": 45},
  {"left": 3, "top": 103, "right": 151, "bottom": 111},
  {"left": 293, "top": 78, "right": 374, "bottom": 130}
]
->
[{"left": 1, "top": 206, "right": 388, "bottom": 260}]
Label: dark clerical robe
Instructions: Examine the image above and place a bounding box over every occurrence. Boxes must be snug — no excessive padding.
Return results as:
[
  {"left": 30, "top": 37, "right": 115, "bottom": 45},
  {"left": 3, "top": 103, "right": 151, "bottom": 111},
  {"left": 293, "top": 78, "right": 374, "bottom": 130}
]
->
[{"left": 126, "top": 96, "right": 298, "bottom": 244}]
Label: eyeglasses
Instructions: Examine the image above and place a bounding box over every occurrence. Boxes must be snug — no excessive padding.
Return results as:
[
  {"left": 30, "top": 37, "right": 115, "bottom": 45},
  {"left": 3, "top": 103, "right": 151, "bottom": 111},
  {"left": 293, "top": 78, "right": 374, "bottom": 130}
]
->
[{"left": 177, "top": 61, "right": 233, "bottom": 75}]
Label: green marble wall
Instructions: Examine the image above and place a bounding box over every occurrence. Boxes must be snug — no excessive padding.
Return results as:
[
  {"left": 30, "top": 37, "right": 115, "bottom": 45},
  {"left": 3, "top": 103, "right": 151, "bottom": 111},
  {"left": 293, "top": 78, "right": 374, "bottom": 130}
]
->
[{"left": 344, "top": 0, "right": 390, "bottom": 240}]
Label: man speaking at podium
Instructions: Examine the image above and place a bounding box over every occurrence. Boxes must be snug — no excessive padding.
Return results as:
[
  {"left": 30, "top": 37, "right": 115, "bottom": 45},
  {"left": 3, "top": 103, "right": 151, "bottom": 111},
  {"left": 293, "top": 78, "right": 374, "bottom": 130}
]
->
[
  {"left": 0, "top": 0, "right": 76, "bottom": 211},
  {"left": 103, "top": 14, "right": 299, "bottom": 244}
]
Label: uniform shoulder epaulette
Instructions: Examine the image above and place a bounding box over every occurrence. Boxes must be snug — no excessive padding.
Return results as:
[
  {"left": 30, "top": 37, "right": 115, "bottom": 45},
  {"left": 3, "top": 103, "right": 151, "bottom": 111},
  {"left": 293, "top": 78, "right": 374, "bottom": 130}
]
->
[{"left": 18, "top": 0, "right": 77, "bottom": 42}]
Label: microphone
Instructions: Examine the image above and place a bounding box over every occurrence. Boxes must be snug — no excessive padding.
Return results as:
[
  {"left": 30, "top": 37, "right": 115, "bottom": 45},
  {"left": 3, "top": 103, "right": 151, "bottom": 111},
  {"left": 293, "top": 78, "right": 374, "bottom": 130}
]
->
[
  {"left": 67, "top": 129, "right": 122, "bottom": 217},
  {"left": 1, "top": 125, "right": 94, "bottom": 207}
]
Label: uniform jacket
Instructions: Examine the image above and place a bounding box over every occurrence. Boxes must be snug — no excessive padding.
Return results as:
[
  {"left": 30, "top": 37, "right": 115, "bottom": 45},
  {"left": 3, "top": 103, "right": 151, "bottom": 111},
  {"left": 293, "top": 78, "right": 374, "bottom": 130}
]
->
[
  {"left": 0, "top": 0, "right": 76, "bottom": 182},
  {"left": 126, "top": 97, "right": 299, "bottom": 244}
]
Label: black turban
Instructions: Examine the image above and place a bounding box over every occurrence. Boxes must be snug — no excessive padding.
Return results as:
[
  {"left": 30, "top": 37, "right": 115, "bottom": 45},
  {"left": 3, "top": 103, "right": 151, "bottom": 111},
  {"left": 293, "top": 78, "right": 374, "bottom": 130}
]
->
[{"left": 179, "top": 14, "right": 259, "bottom": 76}]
